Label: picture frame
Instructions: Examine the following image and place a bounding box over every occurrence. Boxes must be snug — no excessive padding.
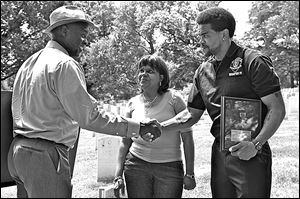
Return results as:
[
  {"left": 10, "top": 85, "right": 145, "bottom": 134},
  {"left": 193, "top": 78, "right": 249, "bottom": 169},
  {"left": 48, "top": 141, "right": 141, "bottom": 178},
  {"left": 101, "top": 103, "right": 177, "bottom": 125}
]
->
[{"left": 220, "top": 96, "right": 262, "bottom": 151}]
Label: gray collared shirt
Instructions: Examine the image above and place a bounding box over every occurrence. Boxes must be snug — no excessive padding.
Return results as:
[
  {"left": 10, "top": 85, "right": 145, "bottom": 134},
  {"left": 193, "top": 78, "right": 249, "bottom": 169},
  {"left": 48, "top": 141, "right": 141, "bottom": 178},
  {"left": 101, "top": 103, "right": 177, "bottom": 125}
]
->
[{"left": 12, "top": 40, "right": 140, "bottom": 148}]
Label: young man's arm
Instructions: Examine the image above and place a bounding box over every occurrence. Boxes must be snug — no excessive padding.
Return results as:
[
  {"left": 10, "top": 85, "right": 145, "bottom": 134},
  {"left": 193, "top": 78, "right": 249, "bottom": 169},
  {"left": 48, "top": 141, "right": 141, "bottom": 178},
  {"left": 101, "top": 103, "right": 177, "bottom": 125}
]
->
[
  {"left": 161, "top": 107, "right": 204, "bottom": 131},
  {"left": 230, "top": 90, "right": 286, "bottom": 160},
  {"left": 181, "top": 131, "right": 196, "bottom": 190}
]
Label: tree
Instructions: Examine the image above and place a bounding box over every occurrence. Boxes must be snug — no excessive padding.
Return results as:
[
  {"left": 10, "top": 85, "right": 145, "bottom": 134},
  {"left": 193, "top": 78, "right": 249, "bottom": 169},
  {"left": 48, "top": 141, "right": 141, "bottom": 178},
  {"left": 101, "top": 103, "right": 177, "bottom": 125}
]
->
[
  {"left": 153, "top": 1, "right": 221, "bottom": 89},
  {"left": 81, "top": 1, "right": 150, "bottom": 100},
  {"left": 4, "top": 1, "right": 297, "bottom": 99},
  {"left": 79, "top": 1, "right": 222, "bottom": 99},
  {"left": 1, "top": 1, "right": 110, "bottom": 90},
  {"left": 82, "top": 35, "right": 143, "bottom": 101},
  {"left": 82, "top": 1, "right": 182, "bottom": 100},
  {"left": 1, "top": 1, "right": 66, "bottom": 84},
  {"left": 72, "top": 1, "right": 116, "bottom": 40},
  {"left": 242, "top": 1, "right": 299, "bottom": 88}
]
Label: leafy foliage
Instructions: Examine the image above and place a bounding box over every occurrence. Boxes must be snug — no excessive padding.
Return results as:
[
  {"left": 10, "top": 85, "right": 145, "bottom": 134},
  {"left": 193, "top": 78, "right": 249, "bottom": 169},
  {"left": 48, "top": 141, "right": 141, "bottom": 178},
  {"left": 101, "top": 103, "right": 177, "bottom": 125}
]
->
[
  {"left": 1, "top": 1, "right": 299, "bottom": 99},
  {"left": 1, "top": 1, "right": 65, "bottom": 81},
  {"left": 82, "top": 35, "right": 142, "bottom": 101},
  {"left": 242, "top": 1, "right": 299, "bottom": 88}
]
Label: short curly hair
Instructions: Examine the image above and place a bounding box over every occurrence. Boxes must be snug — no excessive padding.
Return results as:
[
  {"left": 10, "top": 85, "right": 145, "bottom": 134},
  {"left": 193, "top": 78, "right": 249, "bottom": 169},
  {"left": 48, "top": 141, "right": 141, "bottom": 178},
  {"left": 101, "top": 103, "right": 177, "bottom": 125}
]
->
[{"left": 196, "top": 7, "right": 236, "bottom": 38}]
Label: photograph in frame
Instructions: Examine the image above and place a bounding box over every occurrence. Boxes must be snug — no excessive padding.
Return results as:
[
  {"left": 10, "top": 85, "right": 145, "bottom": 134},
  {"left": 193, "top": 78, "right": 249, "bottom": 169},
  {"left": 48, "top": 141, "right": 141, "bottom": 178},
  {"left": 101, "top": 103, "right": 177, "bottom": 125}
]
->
[{"left": 220, "top": 96, "right": 262, "bottom": 151}]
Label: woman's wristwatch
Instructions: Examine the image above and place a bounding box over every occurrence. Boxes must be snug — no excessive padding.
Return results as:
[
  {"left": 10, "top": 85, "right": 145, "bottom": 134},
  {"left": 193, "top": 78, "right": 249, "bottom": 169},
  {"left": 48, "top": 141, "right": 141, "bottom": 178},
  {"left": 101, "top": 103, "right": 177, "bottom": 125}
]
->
[
  {"left": 185, "top": 174, "right": 195, "bottom": 179},
  {"left": 113, "top": 176, "right": 123, "bottom": 183}
]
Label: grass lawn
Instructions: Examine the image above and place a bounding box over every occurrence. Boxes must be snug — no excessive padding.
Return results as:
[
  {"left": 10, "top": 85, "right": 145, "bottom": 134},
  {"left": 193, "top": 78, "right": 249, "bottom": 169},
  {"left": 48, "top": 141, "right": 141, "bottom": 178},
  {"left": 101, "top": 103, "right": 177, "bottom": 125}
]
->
[{"left": 1, "top": 109, "right": 299, "bottom": 198}]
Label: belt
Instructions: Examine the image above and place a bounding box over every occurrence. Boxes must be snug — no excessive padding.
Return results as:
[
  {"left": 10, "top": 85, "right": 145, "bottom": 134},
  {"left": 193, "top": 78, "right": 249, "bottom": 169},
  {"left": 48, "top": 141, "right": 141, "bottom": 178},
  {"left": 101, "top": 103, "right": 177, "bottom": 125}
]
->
[{"left": 15, "top": 134, "right": 68, "bottom": 150}]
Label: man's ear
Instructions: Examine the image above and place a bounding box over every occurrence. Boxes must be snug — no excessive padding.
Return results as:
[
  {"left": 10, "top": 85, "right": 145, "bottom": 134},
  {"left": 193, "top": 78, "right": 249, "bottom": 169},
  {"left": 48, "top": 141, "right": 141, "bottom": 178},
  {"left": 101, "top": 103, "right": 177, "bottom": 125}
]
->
[
  {"left": 222, "top": 29, "right": 229, "bottom": 40},
  {"left": 60, "top": 25, "right": 69, "bottom": 37}
]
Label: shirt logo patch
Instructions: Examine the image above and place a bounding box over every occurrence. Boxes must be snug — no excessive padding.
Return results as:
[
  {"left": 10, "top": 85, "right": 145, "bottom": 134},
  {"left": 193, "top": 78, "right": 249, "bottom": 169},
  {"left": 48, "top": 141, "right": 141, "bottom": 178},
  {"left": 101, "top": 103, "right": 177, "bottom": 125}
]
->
[{"left": 229, "top": 57, "right": 243, "bottom": 76}]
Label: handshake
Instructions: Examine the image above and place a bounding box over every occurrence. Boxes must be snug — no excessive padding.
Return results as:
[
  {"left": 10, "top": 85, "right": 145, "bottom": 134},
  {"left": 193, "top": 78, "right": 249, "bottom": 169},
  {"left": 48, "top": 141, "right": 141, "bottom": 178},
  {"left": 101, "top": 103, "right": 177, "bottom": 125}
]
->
[{"left": 139, "top": 120, "right": 162, "bottom": 142}]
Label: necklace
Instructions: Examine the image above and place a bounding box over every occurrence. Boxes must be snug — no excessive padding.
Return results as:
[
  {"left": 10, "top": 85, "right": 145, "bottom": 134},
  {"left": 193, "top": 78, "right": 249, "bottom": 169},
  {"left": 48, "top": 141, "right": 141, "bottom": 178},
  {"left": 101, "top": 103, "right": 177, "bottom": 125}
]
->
[{"left": 142, "top": 94, "right": 158, "bottom": 112}]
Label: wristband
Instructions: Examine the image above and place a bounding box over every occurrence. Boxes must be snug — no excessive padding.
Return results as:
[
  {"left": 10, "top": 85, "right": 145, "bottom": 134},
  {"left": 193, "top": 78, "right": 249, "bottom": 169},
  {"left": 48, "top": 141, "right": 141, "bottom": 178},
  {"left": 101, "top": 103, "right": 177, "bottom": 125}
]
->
[{"left": 252, "top": 141, "right": 263, "bottom": 150}]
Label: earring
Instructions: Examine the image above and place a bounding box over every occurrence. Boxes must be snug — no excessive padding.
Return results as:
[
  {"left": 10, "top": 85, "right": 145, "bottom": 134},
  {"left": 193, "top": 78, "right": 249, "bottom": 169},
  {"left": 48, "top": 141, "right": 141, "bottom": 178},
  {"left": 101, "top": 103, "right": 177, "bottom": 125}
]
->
[{"left": 159, "top": 81, "right": 162, "bottom": 86}]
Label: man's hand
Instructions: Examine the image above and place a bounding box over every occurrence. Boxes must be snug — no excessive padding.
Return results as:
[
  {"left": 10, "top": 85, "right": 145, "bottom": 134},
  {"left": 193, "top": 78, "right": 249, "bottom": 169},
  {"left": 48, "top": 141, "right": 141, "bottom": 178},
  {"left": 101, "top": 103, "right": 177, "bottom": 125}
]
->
[
  {"left": 229, "top": 141, "right": 257, "bottom": 160},
  {"left": 139, "top": 119, "right": 162, "bottom": 142}
]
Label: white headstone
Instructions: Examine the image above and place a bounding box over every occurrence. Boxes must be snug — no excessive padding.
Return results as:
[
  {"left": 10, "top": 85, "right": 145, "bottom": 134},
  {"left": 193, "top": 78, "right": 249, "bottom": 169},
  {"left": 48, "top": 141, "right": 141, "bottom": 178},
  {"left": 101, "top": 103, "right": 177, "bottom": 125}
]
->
[{"left": 97, "top": 136, "right": 121, "bottom": 181}]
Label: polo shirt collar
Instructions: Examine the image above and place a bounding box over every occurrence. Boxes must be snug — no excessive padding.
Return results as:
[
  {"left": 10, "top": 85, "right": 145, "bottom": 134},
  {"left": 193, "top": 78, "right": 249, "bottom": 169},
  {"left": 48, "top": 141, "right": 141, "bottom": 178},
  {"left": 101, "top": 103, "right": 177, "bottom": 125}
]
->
[
  {"left": 210, "top": 41, "right": 240, "bottom": 63},
  {"left": 224, "top": 41, "right": 239, "bottom": 58},
  {"left": 45, "top": 40, "right": 69, "bottom": 56}
]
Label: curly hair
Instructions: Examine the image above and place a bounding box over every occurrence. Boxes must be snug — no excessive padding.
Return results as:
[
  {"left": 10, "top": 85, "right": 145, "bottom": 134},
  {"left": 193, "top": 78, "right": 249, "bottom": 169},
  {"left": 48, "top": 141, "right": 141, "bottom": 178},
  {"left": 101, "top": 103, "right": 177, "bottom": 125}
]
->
[{"left": 196, "top": 7, "right": 236, "bottom": 38}]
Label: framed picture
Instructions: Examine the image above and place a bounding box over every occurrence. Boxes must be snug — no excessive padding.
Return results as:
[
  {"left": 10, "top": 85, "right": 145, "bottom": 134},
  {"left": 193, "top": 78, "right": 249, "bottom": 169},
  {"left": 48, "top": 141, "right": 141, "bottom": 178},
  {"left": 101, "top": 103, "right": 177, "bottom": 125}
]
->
[{"left": 220, "top": 96, "right": 262, "bottom": 151}]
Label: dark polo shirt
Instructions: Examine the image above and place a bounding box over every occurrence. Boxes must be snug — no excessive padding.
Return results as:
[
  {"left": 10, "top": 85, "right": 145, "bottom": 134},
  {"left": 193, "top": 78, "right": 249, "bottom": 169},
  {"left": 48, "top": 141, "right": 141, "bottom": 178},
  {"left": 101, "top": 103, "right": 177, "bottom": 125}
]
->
[{"left": 188, "top": 41, "right": 281, "bottom": 139}]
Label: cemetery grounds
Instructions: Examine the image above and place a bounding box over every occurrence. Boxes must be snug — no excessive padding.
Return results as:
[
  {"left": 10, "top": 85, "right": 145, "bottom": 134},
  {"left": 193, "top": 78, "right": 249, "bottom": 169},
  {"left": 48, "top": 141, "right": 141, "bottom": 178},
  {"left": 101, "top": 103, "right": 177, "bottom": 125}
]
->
[{"left": 1, "top": 89, "right": 299, "bottom": 198}]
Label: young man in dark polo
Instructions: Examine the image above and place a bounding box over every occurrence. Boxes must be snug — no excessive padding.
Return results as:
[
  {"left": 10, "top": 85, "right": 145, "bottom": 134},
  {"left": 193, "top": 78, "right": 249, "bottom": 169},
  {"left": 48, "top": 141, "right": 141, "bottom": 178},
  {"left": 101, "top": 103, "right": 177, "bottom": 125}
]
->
[{"left": 161, "top": 7, "right": 286, "bottom": 198}]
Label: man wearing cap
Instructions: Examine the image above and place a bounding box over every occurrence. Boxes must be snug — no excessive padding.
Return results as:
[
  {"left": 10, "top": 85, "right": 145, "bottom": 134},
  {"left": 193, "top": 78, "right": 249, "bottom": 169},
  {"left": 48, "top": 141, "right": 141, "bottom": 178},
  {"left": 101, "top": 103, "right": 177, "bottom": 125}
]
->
[{"left": 7, "top": 5, "right": 161, "bottom": 198}]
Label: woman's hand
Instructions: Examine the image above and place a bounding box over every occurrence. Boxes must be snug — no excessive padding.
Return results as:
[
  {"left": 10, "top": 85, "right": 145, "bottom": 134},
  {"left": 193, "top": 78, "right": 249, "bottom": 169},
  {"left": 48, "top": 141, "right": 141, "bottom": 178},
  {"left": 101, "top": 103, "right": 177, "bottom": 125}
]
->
[
  {"left": 183, "top": 175, "right": 196, "bottom": 190},
  {"left": 113, "top": 176, "right": 125, "bottom": 198}
]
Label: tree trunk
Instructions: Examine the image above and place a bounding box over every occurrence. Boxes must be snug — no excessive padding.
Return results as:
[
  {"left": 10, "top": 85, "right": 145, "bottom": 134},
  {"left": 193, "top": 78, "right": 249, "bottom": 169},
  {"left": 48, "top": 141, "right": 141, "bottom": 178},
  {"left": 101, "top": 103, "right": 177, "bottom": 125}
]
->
[{"left": 290, "top": 71, "right": 295, "bottom": 88}]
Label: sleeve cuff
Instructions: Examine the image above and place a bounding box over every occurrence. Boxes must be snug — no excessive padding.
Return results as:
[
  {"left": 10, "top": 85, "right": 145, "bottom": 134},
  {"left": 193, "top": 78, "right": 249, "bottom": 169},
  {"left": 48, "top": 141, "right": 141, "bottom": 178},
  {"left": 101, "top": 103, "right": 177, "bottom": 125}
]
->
[{"left": 126, "top": 118, "right": 140, "bottom": 138}]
